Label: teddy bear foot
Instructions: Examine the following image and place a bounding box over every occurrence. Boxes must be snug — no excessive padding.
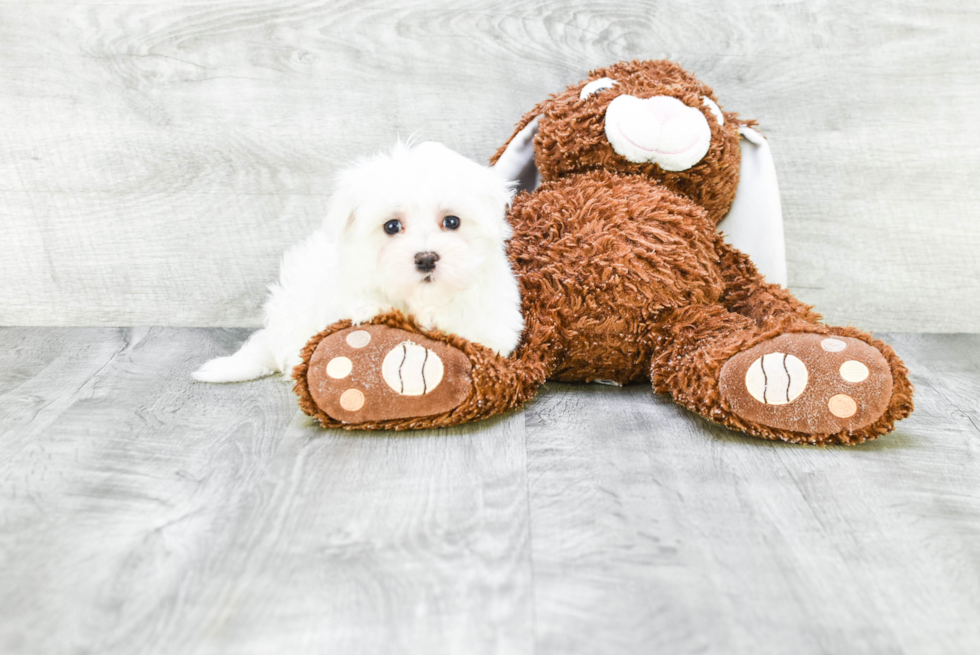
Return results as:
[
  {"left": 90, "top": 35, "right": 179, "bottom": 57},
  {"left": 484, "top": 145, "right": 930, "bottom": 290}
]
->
[
  {"left": 718, "top": 333, "right": 894, "bottom": 436},
  {"left": 304, "top": 324, "right": 473, "bottom": 425}
]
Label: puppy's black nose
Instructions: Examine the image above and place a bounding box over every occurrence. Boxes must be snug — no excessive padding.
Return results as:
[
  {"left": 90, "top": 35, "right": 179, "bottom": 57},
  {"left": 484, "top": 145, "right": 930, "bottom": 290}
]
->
[{"left": 414, "top": 251, "right": 440, "bottom": 273}]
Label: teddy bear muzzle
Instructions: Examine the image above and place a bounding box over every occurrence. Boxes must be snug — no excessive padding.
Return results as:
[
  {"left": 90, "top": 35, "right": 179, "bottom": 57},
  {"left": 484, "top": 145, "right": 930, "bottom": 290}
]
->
[{"left": 604, "top": 94, "right": 712, "bottom": 171}]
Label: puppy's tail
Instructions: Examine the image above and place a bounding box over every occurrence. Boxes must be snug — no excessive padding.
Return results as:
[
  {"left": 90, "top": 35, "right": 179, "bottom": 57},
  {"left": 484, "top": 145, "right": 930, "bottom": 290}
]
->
[{"left": 192, "top": 329, "right": 278, "bottom": 383}]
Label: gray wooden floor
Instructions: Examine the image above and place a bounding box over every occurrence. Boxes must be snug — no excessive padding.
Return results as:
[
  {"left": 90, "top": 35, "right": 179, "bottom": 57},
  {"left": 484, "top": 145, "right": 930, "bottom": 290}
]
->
[{"left": 1, "top": 328, "right": 978, "bottom": 655}]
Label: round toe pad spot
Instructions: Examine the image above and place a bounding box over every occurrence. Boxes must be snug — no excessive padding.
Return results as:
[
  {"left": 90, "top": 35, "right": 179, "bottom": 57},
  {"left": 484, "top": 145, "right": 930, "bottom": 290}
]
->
[
  {"left": 828, "top": 394, "right": 857, "bottom": 418},
  {"left": 839, "top": 360, "right": 869, "bottom": 383}
]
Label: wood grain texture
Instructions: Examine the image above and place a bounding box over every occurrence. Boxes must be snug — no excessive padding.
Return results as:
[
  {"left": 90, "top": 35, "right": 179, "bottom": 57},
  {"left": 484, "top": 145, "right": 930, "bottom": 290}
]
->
[
  {"left": 2, "top": 329, "right": 979, "bottom": 654},
  {"left": 0, "top": 1, "right": 977, "bottom": 330},
  {"left": 0, "top": 328, "right": 980, "bottom": 655},
  {"left": 0, "top": 328, "right": 533, "bottom": 655},
  {"left": 524, "top": 331, "right": 980, "bottom": 654}
]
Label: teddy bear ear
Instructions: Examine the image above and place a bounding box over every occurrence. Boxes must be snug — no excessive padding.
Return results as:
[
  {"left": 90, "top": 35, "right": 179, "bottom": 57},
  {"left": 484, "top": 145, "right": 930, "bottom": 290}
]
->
[
  {"left": 491, "top": 115, "right": 541, "bottom": 193},
  {"left": 717, "top": 126, "right": 788, "bottom": 287}
]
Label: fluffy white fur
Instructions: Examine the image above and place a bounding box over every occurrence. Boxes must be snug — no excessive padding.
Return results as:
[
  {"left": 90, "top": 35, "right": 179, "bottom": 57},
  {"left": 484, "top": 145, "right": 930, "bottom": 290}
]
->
[{"left": 193, "top": 141, "right": 524, "bottom": 383}]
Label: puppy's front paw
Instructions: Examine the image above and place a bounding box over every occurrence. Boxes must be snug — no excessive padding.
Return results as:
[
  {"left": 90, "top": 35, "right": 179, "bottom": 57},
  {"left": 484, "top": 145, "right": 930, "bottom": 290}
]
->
[
  {"left": 349, "top": 304, "right": 386, "bottom": 325},
  {"left": 302, "top": 324, "right": 473, "bottom": 425}
]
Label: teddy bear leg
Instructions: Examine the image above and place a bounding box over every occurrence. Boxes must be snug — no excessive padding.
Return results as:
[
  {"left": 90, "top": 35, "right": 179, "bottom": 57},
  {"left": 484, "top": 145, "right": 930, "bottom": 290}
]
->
[
  {"left": 650, "top": 305, "right": 913, "bottom": 445},
  {"left": 293, "top": 312, "right": 546, "bottom": 430},
  {"left": 716, "top": 239, "right": 823, "bottom": 326}
]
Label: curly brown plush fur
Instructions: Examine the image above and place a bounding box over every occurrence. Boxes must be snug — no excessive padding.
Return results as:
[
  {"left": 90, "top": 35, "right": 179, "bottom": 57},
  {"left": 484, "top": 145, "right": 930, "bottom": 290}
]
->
[
  {"left": 295, "top": 59, "right": 913, "bottom": 445},
  {"left": 490, "top": 59, "right": 747, "bottom": 225}
]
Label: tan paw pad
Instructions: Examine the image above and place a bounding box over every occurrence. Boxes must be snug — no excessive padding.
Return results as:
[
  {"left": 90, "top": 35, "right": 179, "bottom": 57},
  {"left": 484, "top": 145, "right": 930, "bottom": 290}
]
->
[
  {"left": 339, "top": 388, "right": 365, "bottom": 412},
  {"left": 720, "top": 333, "right": 894, "bottom": 435},
  {"left": 306, "top": 325, "right": 473, "bottom": 424},
  {"left": 828, "top": 394, "right": 857, "bottom": 418}
]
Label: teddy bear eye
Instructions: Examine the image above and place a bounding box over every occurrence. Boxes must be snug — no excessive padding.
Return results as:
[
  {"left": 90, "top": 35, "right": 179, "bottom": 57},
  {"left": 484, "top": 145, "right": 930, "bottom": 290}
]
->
[
  {"left": 580, "top": 77, "right": 618, "bottom": 100},
  {"left": 383, "top": 219, "right": 402, "bottom": 235}
]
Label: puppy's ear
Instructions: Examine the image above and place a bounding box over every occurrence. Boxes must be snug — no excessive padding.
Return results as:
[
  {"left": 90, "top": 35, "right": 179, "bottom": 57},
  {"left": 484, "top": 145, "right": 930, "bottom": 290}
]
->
[
  {"left": 491, "top": 110, "right": 543, "bottom": 193},
  {"left": 479, "top": 167, "right": 518, "bottom": 243},
  {"left": 321, "top": 185, "right": 357, "bottom": 240}
]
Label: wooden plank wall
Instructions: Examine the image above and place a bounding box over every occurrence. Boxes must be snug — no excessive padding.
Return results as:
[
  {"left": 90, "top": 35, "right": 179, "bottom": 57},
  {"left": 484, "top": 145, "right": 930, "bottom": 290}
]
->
[{"left": 1, "top": 0, "right": 978, "bottom": 331}]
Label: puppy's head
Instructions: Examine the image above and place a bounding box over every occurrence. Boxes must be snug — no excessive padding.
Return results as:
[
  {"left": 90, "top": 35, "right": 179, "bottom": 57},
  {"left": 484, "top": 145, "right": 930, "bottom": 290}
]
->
[{"left": 325, "top": 141, "right": 515, "bottom": 302}]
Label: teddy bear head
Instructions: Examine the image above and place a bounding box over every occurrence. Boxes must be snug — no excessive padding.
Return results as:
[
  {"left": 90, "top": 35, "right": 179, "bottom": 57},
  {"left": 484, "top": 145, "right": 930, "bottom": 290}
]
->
[{"left": 492, "top": 59, "right": 748, "bottom": 224}]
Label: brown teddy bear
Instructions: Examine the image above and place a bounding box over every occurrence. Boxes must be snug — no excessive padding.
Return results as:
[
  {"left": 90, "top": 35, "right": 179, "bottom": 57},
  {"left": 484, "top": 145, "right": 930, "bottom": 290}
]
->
[{"left": 292, "top": 59, "right": 914, "bottom": 445}]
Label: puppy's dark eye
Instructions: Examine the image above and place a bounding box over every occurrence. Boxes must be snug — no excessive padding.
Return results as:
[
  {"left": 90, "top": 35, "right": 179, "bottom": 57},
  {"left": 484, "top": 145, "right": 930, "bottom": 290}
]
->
[
  {"left": 383, "top": 219, "right": 402, "bottom": 235},
  {"left": 442, "top": 215, "right": 460, "bottom": 230}
]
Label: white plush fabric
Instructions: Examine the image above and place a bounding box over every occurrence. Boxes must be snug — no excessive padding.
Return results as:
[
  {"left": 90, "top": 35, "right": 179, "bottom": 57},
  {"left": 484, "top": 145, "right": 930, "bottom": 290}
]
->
[
  {"left": 579, "top": 77, "right": 618, "bottom": 100},
  {"left": 716, "top": 127, "right": 787, "bottom": 287},
  {"left": 702, "top": 96, "right": 725, "bottom": 125},
  {"left": 604, "top": 95, "right": 712, "bottom": 171},
  {"left": 491, "top": 116, "right": 541, "bottom": 193}
]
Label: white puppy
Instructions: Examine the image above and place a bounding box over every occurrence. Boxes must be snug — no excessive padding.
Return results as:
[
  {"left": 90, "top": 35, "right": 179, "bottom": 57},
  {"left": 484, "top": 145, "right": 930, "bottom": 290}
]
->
[{"left": 194, "top": 141, "right": 524, "bottom": 383}]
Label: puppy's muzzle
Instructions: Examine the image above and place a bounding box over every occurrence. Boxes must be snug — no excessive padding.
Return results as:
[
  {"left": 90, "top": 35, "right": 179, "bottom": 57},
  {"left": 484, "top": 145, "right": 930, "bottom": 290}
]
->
[{"left": 414, "top": 251, "right": 440, "bottom": 273}]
